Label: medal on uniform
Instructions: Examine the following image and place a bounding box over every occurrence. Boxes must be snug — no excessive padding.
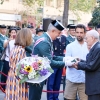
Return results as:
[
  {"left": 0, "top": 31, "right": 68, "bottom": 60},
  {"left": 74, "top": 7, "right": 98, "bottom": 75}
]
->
[{"left": 55, "top": 46, "right": 57, "bottom": 50}]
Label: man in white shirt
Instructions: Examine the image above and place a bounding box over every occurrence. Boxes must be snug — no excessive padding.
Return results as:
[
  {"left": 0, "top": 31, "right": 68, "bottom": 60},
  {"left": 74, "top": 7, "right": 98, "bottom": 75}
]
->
[{"left": 64, "top": 24, "right": 88, "bottom": 100}]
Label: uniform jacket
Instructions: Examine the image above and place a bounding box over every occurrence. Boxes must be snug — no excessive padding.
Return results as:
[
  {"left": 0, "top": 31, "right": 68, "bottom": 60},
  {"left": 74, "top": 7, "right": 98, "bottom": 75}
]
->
[
  {"left": 53, "top": 35, "right": 66, "bottom": 56},
  {"left": 34, "top": 35, "right": 39, "bottom": 42},
  {"left": 0, "top": 34, "right": 7, "bottom": 53},
  {"left": 66, "top": 35, "right": 75, "bottom": 45},
  {"left": 78, "top": 42, "right": 100, "bottom": 95},
  {"left": 33, "top": 33, "right": 65, "bottom": 68},
  {"left": 25, "top": 45, "right": 33, "bottom": 57}
]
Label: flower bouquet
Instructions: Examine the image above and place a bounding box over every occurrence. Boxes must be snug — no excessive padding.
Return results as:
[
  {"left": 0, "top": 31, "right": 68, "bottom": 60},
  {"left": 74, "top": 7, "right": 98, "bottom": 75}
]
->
[{"left": 15, "top": 55, "right": 54, "bottom": 84}]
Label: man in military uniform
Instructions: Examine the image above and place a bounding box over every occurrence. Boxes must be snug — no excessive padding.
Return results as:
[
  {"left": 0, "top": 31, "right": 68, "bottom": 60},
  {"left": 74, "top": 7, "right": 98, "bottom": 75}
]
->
[
  {"left": 29, "top": 20, "right": 66, "bottom": 100},
  {"left": 47, "top": 33, "right": 66, "bottom": 100},
  {"left": 34, "top": 28, "right": 44, "bottom": 41},
  {"left": 0, "top": 25, "right": 11, "bottom": 81},
  {"left": 66, "top": 24, "right": 76, "bottom": 45}
]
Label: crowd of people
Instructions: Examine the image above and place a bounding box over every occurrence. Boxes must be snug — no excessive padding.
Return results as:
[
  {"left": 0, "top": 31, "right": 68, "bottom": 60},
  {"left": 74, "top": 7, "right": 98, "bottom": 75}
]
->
[{"left": 0, "top": 20, "right": 100, "bottom": 100}]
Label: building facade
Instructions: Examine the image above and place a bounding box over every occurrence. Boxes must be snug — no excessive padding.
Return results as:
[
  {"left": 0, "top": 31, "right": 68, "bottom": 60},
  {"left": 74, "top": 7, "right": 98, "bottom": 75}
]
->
[
  {"left": 0, "top": 0, "right": 92, "bottom": 26},
  {"left": 0, "top": 0, "right": 24, "bottom": 25}
]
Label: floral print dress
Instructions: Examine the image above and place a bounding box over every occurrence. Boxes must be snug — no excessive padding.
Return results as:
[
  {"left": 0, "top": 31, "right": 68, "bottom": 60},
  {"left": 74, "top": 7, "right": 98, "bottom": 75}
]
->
[{"left": 4, "top": 45, "right": 28, "bottom": 100}]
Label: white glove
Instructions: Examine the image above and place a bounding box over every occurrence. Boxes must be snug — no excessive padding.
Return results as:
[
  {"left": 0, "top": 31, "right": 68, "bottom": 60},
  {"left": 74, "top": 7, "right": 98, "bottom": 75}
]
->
[
  {"left": 63, "top": 56, "right": 73, "bottom": 62},
  {"left": 64, "top": 57, "right": 78, "bottom": 66}
]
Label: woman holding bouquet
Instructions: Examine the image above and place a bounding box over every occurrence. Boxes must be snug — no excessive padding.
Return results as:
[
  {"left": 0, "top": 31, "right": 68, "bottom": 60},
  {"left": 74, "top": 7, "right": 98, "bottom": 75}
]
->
[{"left": 4, "top": 28, "right": 32, "bottom": 100}]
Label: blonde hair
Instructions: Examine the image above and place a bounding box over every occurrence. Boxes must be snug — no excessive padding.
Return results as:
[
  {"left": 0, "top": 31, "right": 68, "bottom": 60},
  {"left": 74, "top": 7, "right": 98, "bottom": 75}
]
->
[{"left": 15, "top": 28, "right": 32, "bottom": 47}]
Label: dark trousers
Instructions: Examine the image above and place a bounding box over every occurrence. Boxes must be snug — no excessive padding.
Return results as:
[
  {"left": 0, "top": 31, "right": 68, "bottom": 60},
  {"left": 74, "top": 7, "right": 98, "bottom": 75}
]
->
[
  {"left": 0, "top": 60, "right": 4, "bottom": 81},
  {"left": 47, "top": 68, "right": 62, "bottom": 100},
  {"left": 29, "top": 81, "right": 45, "bottom": 100},
  {"left": 88, "top": 94, "right": 100, "bottom": 100},
  {"left": 63, "top": 76, "right": 66, "bottom": 91},
  {"left": 0, "top": 60, "right": 4, "bottom": 71},
  {"left": 1, "top": 60, "right": 10, "bottom": 90}
]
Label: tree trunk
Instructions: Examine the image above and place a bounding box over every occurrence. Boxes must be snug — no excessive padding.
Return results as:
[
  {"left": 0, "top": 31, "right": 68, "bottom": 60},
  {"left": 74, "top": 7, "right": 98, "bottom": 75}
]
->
[{"left": 62, "top": 0, "right": 69, "bottom": 27}]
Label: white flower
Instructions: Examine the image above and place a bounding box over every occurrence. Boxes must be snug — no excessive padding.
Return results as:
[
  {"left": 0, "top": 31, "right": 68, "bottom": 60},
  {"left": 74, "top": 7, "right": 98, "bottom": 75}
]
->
[
  {"left": 19, "top": 74, "right": 24, "bottom": 79},
  {"left": 28, "top": 70, "right": 36, "bottom": 79}
]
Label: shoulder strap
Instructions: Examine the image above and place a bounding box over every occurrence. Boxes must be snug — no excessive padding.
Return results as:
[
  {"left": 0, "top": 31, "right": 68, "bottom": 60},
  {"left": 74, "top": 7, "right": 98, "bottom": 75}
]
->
[
  {"left": 34, "top": 37, "right": 45, "bottom": 48},
  {"left": 32, "top": 37, "right": 45, "bottom": 54}
]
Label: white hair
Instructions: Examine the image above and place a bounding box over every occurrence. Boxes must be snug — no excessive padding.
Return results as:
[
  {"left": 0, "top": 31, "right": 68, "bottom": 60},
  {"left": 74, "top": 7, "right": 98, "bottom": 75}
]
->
[
  {"left": 87, "top": 30, "right": 99, "bottom": 40},
  {"left": 47, "top": 23, "right": 57, "bottom": 31}
]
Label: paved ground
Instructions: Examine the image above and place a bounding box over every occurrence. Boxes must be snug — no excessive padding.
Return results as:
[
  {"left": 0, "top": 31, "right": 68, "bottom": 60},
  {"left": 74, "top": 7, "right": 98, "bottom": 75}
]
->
[
  {"left": 41, "top": 84, "right": 64, "bottom": 100},
  {"left": 0, "top": 84, "right": 64, "bottom": 100},
  {"left": 0, "top": 91, "right": 4, "bottom": 100}
]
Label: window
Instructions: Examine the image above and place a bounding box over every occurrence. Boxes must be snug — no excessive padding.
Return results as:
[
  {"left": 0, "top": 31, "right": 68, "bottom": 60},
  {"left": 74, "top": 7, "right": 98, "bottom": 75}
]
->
[{"left": 68, "top": 20, "right": 75, "bottom": 24}]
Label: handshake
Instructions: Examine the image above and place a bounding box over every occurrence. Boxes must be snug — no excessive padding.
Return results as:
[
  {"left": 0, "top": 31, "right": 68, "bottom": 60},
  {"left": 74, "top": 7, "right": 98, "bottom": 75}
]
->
[{"left": 64, "top": 56, "right": 80, "bottom": 69}]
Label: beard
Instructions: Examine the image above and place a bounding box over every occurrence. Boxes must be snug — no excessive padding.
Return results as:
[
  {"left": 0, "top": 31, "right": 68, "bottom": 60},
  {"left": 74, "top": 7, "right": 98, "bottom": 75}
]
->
[{"left": 77, "top": 37, "right": 84, "bottom": 42}]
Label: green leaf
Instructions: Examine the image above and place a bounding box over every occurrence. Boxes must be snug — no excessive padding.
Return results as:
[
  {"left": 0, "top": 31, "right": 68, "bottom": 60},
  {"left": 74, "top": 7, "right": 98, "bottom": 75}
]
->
[
  {"left": 19, "top": 77, "right": 28, "bottom": 84},
  {"left": 16, "top": 64, "right": 22, "bottom": 76},
  {"left": 48, "top": 68, "right": 54, "bottom": 73},
  {"left": 89, "top": 6, "right": 100, "bottom": 27}
]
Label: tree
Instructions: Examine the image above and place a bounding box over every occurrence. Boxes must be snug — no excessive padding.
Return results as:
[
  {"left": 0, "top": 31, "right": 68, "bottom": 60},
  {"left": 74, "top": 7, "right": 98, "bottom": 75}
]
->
[
  {"left": 23, "top": 0, "right": 43, "bottom": 7},
  {"left": 62, "top": 0, "right": 96, "bottom": 26},
  {"left": 89, "top": 7, "right": 100, "bottom": 27},
  {"left": 88, "top": 1, "right": 100, "bottom": 27},
  {"left": 23, "top": 0, "right": 44, "bottom": 26},
  {"left": 70, "top": 0, "right": 96, "bottom": 12},
  {"left": 23, "top": 0, "right": 96, "bottom": 27},
  {"left": 62, "top": 0, "right": 69, "bottom": 27}
]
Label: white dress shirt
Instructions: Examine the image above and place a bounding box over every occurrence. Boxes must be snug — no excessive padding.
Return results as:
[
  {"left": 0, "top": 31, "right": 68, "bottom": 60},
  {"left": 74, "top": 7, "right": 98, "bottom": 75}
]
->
[
  {"left": 5, "top": 40, "right": 15, "bottom": 61},
  {"left": 65, "top": 39, "right": 89, "bottom": 83},
  {"left": 91, "top": 41, "right": 98, "bottom": 49},
  {"left": 46, "top": 32, "right": 53, "bottom": 42}
]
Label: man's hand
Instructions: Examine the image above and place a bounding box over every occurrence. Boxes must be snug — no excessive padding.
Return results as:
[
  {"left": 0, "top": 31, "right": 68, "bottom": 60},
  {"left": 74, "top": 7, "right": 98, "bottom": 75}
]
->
[{"left": 72, "top": 61, "right": 79, "bottom": 69}]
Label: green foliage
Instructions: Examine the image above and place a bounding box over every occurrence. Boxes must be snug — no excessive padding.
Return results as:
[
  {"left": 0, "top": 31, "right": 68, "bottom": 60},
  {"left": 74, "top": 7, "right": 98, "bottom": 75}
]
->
[
  {"left": 23, "top": 0, "right": 44, "bottom": 7},
  {"left": 0, "top": 0, "right": 4, "bottom": 4},
  {"left": 20, "top": 77, "right": 28, "bottom": 84},
  {"left": 21, "top": 0, "right": 97, "bottom": 25},
  {"left": 68, "top": 0, "right": 96, "bottom": 21},
  {"left": 70, "top": 0, "right": 96, "bottom": 12},
  {"left": 36, "top": 0, "right": 44, "bottom": 6},
  {"left": 22, "top": 0, "right": 44, "bottom": 26},
  {"left": 89, "top": 7, "right": 100, "bottom": 27},
  {"left": 23, "top": 0, "right": 35, "bottom": 6}
]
